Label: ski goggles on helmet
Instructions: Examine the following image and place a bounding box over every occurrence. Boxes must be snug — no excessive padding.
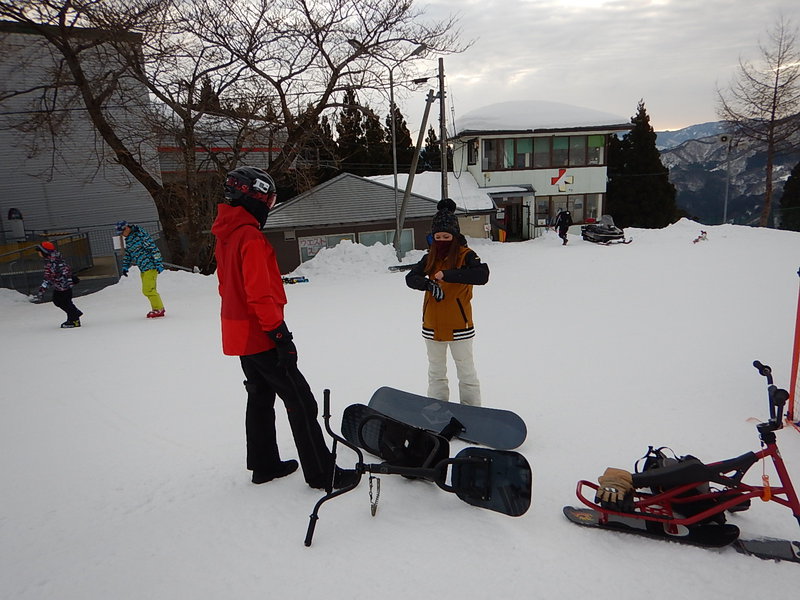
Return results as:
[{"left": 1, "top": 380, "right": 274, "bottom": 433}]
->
[{"left": 225, "top": 175, "right": 277, "bottom": 208}]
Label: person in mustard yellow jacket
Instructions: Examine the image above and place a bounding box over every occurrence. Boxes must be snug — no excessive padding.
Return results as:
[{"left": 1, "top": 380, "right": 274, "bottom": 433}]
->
[{"left": 405, "top": 199, "right": 490, "bottom": 406}]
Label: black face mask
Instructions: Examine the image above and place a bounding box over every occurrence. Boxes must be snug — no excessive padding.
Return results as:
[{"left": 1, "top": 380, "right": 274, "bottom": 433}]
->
[
  {"left": 432, "top": 239, "right": 452, "bottom": 256},
  {"left": 234, "top": 197, "right": 270, "bottom": 229}
]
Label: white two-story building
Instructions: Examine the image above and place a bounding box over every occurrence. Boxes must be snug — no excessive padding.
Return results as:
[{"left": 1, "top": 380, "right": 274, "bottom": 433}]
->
[{"left": 450, "top": 100, "right": 631, "bottom": 241}]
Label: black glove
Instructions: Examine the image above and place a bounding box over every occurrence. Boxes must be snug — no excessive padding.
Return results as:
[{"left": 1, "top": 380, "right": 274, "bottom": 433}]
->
[
  {"left": 266, "top": 321, "right": 298, "bottom": 368},
  {"left": 426, "top": 279, "right": 444, "bottom": 302}
]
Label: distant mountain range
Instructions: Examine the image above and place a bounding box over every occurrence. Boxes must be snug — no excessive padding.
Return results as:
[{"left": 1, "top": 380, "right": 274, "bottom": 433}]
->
[
  {"left": 656, "top": 122, "right": 727, "bottom": 151},
  {"left": 656, "top": 122, "right": 799, "bottom": 226}
]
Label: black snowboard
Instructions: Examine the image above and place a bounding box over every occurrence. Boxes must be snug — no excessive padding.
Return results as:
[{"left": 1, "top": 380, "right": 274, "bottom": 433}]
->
[
  {"left": 341, "top": 403, "right": 449, "bottom": 469},
  {"left": 451, "top": 447, "right": 532, "bottom": 517},
  {"left": 368, "top": 387, "right": 527, "bottom": 450},
  {"left": 563, "top": 506, "right": 800, "bottom": 562}
]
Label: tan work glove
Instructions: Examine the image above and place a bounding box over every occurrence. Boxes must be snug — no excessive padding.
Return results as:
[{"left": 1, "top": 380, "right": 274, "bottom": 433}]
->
[{"left": 595, "top": 467, "right": 634, "bottom": 504}]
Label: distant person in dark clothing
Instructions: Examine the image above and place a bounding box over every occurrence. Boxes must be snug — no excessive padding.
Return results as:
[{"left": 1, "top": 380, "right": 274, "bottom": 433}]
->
[
  {"left": 554, "top": 210, "right": 573, "bottom": 245},
  {"left": 34, "top": 241, "right": 83, "bottom": 328},
  {"left": 211, "top": 165, "right": 357, "bottom": 490}
]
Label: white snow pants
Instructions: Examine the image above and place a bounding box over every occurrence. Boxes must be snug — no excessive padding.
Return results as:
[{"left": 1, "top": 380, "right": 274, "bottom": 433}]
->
[{"left": 425, "top": 338, "right": 481, "bottom": 406}]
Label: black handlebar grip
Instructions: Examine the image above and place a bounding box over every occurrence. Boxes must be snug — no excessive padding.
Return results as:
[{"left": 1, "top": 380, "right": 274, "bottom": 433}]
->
[
  {"left": 774, "top": 388, "right": 790, "bottom": 405},
  {"left": 753, "top": 360, "right": 771, "bottom": 375}
]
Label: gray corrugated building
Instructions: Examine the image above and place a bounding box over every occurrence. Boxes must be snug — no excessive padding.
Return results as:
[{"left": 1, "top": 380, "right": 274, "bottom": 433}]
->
[{"left": 0, "top": 21, "right": 160, "bottom": 256}]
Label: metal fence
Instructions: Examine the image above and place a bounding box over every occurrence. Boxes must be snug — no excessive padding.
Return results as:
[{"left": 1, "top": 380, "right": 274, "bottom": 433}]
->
[
  {"left": 0, "top": 232, "right": 93, "bottom": 295},
  {"left": 23, "top": 221, "right": 162, "bottom": 257},
  {"left": 0, "top": 221, "right": 162, "bottom": 295}
]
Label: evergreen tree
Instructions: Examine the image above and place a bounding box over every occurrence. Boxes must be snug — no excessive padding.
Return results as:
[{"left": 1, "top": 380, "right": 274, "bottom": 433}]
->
[
  {"left": 386, "top": 106, "right": 415, "bottom": 174},
  {"left": 363, "top": 111, "right": 390, "bottom": 174},
  {"left": 295, "top": 112, "right": 339, "bottom": 189},
  {"left": 779, "top": 161, "right": 800, "bottom": 231},
  {"left": 421, "top": 126, "right": 442, "bottom": 171},
  {"left": 606, "top": 100, "right": 678, "bottom": 228},
  {"left": 336, "top": 89, "right": 368, "bottom": 175},
  {"left": 427, "top": 127, "right": 452, "bottom": 172}
]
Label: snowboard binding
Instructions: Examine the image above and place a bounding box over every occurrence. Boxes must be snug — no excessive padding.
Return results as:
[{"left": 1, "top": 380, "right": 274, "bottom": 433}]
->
[
  {"left": 304, "top": 390, "right": 532, "bottom": 547},
  {"left": 565, "top": 361, "right": 800, "bottom": 560}
]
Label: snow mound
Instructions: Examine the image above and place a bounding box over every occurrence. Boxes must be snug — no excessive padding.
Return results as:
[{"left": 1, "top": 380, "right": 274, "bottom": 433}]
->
[
  {"left": 290, "top": 240, "right": 425, "bottom": 279},
  {"left": 0, "top": 287, "right": 33, "bottom": 305}
]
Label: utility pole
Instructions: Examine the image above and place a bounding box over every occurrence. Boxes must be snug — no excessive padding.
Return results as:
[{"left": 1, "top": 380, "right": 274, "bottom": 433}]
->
[
  {"left": 394, "top": 90, "right": 438, "bottom": 259},
  {"left": 721, "top": 135, "right": 736, "bottom": 225},
  {"left": 438, "top": 57, "right": 448, "bottom": 200}
]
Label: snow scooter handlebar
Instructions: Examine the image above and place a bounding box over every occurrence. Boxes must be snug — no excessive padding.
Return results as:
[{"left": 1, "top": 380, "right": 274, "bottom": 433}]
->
[
  {"left": 753, "top": 360, "right": 773, "bottom": 384},
  {"left": 304, "top": 389, "right": 365, "bottom": 547},
  {"left": 753, "top": 360, "right": 789, "bottom": 433}
]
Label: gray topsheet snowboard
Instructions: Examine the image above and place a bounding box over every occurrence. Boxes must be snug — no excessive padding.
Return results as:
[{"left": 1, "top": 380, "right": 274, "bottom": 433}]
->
[{"left": 368, "top": 387, "right": 527, "bottom": 450}]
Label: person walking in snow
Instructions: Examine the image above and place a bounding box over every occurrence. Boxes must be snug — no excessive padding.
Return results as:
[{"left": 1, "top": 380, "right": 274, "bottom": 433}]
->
[
  {"left": 33, "top": 241, "right": 83, "bottom": 328},
  {"left": 116, "top": 221, "right": 166, "bottom": 318},
  {"left": 405, "top": 198, "right": 490, "bottom": 406},
  {"left": 211, "top": 166, "right": 356, "bottom": 489},
  {"left": 554, "top": 209, "right": 573, "bottom": 245}
]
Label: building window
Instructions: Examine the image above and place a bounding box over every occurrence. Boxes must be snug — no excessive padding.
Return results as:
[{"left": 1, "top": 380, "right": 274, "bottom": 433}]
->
[
  {"left": 500, "top": 139, "right": 511, "bottom": 169},
  {"left": 358, "top": 229, "right": 414, "bottom": 253},
  {"left": 467, "top": 139, "right": 478, "bottom": 165},
  {"left": 568, "top": 194, "right": 584, "bottom": 221},
  {"left": 585, "top": 193, "right": 601, "bottom": 221},
  {"left": 569, "top": 136, "right": 587, "bottom": 166},
  {"left": 552, "top": 137, "right": 569, "bottom": 166},
  {"left": 482, "top": 139, "right": 499, "bottom": 170},
  {"left": 516, "top": 138, "right": 532, "bottom": 168},
  {"left": 587, "top": 135, "right": 605, "bottom": 165},
  {"left": 535, "top": 196, "right": 551, "bottom": 226},
  {"left": 533, "top": 138, "right": 550, "bottom": 168},
  {"left": 534, "top": 194, "right": 603, "bottom": 224},
  {"left": 481, "top": 135, "right": 607, "bottom": 171}
]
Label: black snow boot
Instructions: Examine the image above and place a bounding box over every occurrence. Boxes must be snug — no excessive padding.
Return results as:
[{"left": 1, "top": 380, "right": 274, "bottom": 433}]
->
[{"left": 252, "top": 459, "right": 299, "bottom": 484}]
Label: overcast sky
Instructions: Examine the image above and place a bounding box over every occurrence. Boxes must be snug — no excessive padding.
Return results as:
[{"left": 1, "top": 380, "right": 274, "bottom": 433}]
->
[{"left": 395, "top": 0, "right": 797, "bottom": 133}]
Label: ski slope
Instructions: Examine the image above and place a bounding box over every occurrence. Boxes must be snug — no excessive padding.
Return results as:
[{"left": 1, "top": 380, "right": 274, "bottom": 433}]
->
[{"left": 2, "top": 218, "right": 799, "bottom": 599}]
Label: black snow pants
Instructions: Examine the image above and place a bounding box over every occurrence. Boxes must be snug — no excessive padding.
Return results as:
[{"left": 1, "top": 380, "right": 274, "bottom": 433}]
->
[
  {"left": 52, "top": 288, "right": 82, "bottom": 321},
  {"left": 239, "top": 350, "right": 333, "bottom": 487}
]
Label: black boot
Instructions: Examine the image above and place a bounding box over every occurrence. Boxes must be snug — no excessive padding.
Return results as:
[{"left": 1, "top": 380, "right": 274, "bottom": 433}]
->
[
  {"left": 308, "top": 466, "right": 360, "bottom": 490},
  {"left": 333, "top": 466, "right": 360, "bottom": 488},
  {"left": 251, "top": 459, "right": 298, "bottom": 484}
]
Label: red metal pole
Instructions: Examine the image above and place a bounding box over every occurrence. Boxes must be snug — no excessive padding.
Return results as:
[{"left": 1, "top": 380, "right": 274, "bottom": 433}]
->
[{"left": 789, "top": 268, "right": 800, "bottom": 425}]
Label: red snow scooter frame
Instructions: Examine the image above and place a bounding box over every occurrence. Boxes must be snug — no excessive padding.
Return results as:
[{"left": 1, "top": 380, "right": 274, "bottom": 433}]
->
[{"left": 566, "top": 361, "right": 800, "bottom": 562}]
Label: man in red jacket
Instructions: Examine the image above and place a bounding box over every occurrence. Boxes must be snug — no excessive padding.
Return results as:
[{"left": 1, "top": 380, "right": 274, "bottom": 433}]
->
[{"left": 212, "top": 166, "right": 356, "bottom": 490}]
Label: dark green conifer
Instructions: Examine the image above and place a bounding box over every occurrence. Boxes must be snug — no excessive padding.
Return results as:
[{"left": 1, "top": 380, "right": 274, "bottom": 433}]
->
[
  {"left": 606, "top": 100, "right": 678, "bottom": 228},
  {"left": 336, "top": 89, "right": 368, "bottom": 176},
  {"left": 779, "top": 161, "right": 800, "bottom": 231}
]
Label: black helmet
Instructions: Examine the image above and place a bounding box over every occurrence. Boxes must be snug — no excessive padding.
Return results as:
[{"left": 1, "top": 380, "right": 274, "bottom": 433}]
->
[{"left": 224, "top": 166, "right": 277, "bottom": 228}]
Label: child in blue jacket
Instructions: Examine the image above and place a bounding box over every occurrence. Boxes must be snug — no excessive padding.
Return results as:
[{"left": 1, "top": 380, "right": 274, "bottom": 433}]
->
[{"left": 116, "top": 221, "right": 166, "bottom": 318}]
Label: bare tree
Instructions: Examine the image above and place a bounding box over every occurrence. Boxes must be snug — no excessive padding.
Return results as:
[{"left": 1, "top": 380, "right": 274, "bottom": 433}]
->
[
  {"left": 718, "top": 16, "right": 800, "bottom": 227},
  {"left": 184, "top": 0, "right": 465, "bottom": 175},
  {"left": 0, "top": 0, "right": 464, "bottom": 271}
]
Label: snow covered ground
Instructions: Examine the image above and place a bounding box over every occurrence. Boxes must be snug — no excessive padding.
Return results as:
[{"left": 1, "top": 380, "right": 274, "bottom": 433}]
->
[{"left": 2, "top": 218, "right": 800, "bottom": 599}]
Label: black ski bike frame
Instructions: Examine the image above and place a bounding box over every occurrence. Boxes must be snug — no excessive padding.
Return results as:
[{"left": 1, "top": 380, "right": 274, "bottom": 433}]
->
[
  {"left": 304, "top": 389, "right": 518, "bottom": 547},
  {"left": 574, "top": 361, "right": 800, "bottom": 534}
]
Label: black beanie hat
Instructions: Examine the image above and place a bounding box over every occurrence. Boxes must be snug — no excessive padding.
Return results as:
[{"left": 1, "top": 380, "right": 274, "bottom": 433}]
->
[{"left": 431, "top": 198, "right": 460, "bottom": 236}]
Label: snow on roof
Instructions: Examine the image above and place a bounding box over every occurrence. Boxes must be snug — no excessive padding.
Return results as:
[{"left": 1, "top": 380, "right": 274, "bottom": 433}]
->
[
  {"left": 368, "top": 171, "right": 525, "bottom": 212},
  {"left": 454, "top": 100, "right": 629, "bottom": 134}
]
